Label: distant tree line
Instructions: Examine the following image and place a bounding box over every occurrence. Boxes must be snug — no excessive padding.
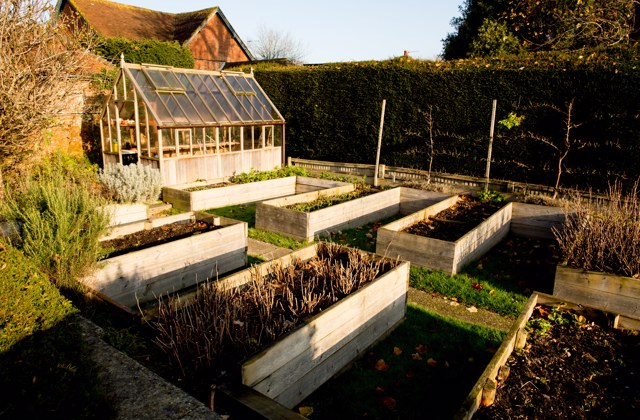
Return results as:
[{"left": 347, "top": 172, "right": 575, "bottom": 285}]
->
[{"left": 443, "top": 0, "right": 640, "bottom": 59}]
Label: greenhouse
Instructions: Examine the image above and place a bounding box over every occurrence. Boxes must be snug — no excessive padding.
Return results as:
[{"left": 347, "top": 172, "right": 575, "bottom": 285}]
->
[{"left": 100, "top": 58, "right": 285, "bottom": 186}]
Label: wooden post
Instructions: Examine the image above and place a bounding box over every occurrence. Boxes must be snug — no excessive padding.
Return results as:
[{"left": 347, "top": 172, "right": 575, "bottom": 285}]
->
[
  {"left": 374, "top": 99, "right": 387, "bottom": 187},
  {"left": 484, "top": 99, "right": 497, "bottom": 191}
]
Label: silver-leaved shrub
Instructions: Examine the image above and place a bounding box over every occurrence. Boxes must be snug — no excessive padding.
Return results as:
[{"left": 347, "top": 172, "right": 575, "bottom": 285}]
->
[{"left": 99, "top": 163, "right": 162, "bottom": 203}]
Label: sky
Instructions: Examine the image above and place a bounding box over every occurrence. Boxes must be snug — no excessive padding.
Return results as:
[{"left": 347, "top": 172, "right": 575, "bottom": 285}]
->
[{"left": 66, "top": 0, "right": 465, "bottom": 63}]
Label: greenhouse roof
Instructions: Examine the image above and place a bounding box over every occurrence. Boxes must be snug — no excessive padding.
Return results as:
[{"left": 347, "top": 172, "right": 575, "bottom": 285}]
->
[{"left": 123, "top": 63, "right": 284, "bottom": 127}]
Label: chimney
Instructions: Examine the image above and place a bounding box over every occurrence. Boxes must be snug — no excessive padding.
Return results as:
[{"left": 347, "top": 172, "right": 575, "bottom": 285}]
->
[{"left": 403, "top": 50, "right": 409, "bottom": 57}]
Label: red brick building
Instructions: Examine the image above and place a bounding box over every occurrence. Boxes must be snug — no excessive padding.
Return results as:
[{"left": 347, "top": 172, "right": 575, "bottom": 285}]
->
[{"left": 56, "top": 0, "right": 255, "bottom": 70}]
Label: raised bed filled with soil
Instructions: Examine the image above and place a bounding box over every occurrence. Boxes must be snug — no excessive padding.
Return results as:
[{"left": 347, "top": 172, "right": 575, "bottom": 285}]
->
[
  {"left": 456, "top": 292, "right": 639, "bottom": 420},
  {"left": 80, "top": 212, "right": 247, "bottom": 311},
  {"left": 255, "top": 187, "right": 451, "bottom": 242},
  {"left": 376, "top": 195, "right": 512, "bottom": 275},
  {"left": 162, "top": 176, "right": 354, "bottom": 211},
  {"left": 155, "top": 243, "right": 409, "bottom": 410},
  {"left": 553, "top": 264, "right": 640, "bottom": 324}
]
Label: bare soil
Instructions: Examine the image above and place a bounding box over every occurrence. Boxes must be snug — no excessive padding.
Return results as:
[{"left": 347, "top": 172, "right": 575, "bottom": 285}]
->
[
  {"left": 403, "top": 195, "right": 503, "bottom": 241},
  {"left": 474, "top": 306, "right": 640, "bottom": 419},
  {"left": 101, "top": 220, "right": 218, "bottom": 258}
]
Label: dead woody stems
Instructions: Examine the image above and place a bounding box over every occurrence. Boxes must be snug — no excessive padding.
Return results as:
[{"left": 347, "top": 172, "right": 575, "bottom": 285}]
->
[{"left": 151, "top": 242, "right": 397, "bottom": 378}]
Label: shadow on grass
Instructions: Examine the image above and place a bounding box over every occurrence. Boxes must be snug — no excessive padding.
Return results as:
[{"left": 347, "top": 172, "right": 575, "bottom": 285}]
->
[
  {"left": 0, "top": 313, "right": 114, "bottom": 420},
  {"left": 299, "top": 304, "right": 505, "bottom": 420}
]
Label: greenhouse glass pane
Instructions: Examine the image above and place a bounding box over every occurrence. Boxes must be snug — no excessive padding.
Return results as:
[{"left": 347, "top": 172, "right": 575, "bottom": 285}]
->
[
  {"left": 131, "top": 70, "right": 174, "bottom": 124},
  {"left": 178, "top": 74, "right": 215, "bottom": 123},
  {"left": 159, "top": 93, "right": 189, "bottom": 124},
  {"left": 237, "top": 76, "right": 256, "bottom": 95},
  {"left": 246, "top": 79, "right": 283, "bottom": 121},
  {"left": 213, "top": 76, "right": 252, "bottom": 121},
  {"left": 225, "top": 75, "right": 247, "bottom": 94},
  {"left": 246, "top": 94, "right": 271, "bottom": 120},
  {"left": 237, "top": 95, "right": 262, "bottom": 121},
  {"left": 144, "top": 68, "right": 183, "bottom": 91},
  {"left": 171, "top": 90, "right": 204, "bottom": 124},
  {"left": 204, "top": 75, "right": 241, "bottom": 122},
  {"left": 187, "top": 74, "right": 227, "bottom": 123},
  {"left": 163, "top": 71, "right": 184, "bottom": 90}
]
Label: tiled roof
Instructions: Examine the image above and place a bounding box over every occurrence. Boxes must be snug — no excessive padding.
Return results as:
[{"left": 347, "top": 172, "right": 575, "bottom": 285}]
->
[{"left": 61, "top": 0, "right": 216, "bottom": 44}]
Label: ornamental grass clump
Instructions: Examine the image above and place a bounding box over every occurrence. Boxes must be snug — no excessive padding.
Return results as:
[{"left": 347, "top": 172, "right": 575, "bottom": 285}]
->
[
  {"left": 553, "top": 182, "right": 640, "bottom": 278},
  {"left": 98, "top": 162, "right": 161, "bottom": 203},
  {"left": 152, "top": 242, "right": 396, "bottom": 378}
]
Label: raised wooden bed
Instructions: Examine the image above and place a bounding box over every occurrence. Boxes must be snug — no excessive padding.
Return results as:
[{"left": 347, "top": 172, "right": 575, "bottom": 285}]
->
[
  {"left": 510, "top": 202, "right": 566, "bottom": 240},
  {"left": 454, "top": 292, "right": 639, "bottom": 420},
  {"left": 255, "top": 187, "right": 451, "bottom": 242},
  {"left": 162, "top": 176, "right": 353, "bottom": 211},
  {"left": 210, "top": 244, "right": 409, "bottom": 409},
  {"left": 553, "top": 264, "right": 640, "bottom": 321},
  {"left": 100, "top": 203, "right": 148, "bottom": 227},
  {"left": 376, "top": 197, "right": 512, "bottom": 275},
  {"left": 81, "top": 212, "right": 247, "bottom": 311}
]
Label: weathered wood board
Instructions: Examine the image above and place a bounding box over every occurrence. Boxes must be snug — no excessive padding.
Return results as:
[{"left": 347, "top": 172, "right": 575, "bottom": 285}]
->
[
  {"left": 256, "top": 187, "right": 451, "bottom": 242},
  {"left": 510, "top": 202, "right": 567, "bottom": 240},
  {"left": 163, "top": 176, "right": 353, "bottom": 211},
  {"left": 100, "top": 203, "right": 148, "bottom": 227},
  {"left": 553, "top": 264, "right": 640, "bottom": 320},
  {"left": 101, "top": 212, "right": 196, "bottom": 241},
  {"left": 454, "top": 292, "right": 640, "bottom": 420},
  {"left": 81, "top": 214, "right": 247, "bottom": 309},
  {"left": 377, "top": 199, "right": 512, "bottom": 275},
  {"left": 230, "top": 244, "right": 409, "bottom": 408}
]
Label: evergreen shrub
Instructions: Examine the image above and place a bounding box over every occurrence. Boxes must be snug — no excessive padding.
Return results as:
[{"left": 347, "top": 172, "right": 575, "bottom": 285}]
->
[
  {"left": 245, "top": 47, "right": 640, "bottom": 191},
  {"left": 94, "top": 36, "right": 195, "bottom": 68}
]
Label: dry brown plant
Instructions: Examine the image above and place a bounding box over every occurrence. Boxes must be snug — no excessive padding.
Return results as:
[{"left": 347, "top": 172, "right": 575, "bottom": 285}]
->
[
  {"left": 554, "top": 181, "right": 640, "bottom": 278},
  {"left": 152, "top": 243, "right": 396, "bottom": 378},
  {"left": 0, "top": 0, "right": 94, "bottom": 177}
]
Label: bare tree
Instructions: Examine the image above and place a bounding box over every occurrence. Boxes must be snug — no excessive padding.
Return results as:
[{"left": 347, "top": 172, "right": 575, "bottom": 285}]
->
[
  {"left": 251, "top": 26, "right": 306, "bottom": 64},
  {"left": 0, "top": 0, "right": 92, "bottom": 180},
  {"left": 526, "top": 99, "right": 584, "bottom": 198}
]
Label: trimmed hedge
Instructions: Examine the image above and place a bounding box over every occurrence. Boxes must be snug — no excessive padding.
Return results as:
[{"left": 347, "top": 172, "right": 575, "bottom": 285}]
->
[
  {"left": 239, "top": 48, "right": 640, "bottom": 191},
  {"left": 0, "top": 244, "right": 113, "bottom": 418},
  {"left": 94, "top": 36, "right": 195, "bottom": 68}
]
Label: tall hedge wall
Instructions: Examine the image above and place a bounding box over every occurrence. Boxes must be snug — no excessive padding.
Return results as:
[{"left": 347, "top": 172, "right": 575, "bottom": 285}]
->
[
  {"left": 94, "top": 37, "right": 195, "bottom": 68},
  {"left": 247, "top": 49, "right": 640, "bottom": 190}
]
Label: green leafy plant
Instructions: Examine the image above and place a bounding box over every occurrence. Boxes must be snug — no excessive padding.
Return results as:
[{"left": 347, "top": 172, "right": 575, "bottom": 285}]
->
[
  {"left": 90, "top": 67, "right": 119, "bottom": 91},
  {"left": 288, "top": 185, "right": 377, "bottom": 213},
  {"left": 93, "top": 36, "right": 195, "bottom": 68},
  {"left": 228, "top": 166, "right": 308, "bottom": 184},
  {"left": 477, "top": 189, "right": 506, "bottom": 204},
  {"left": 498, "top": 112, "right": 525, "bottom": 130},
  {"left": 527, "top": 317, "right": 553, "bottom": 336}
]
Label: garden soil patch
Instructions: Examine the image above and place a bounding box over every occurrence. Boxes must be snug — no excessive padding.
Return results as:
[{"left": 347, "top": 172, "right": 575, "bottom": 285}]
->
[
  {"left": 474, "top": 306, "right": 640, "bottom": 419},
  {"left": 403, "top": 195, "right": 502, "bottom": 241},
  {"left": 101, "top": 220, "right": 219, "bottom": 258}
]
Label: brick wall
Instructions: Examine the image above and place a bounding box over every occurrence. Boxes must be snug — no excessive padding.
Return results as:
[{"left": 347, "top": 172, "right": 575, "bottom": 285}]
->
[{"left": 188, "top": 14, "right": 251, "bottom": 71}]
